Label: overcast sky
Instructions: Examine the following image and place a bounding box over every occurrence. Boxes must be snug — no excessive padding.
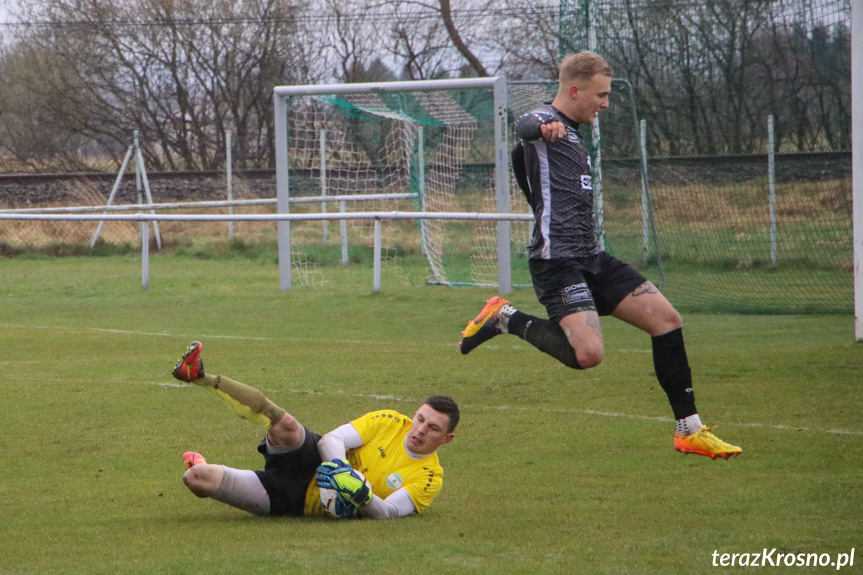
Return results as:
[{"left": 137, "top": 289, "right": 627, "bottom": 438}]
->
[{"left": 0, "top": 0, "right": 13, "bottom": 26}]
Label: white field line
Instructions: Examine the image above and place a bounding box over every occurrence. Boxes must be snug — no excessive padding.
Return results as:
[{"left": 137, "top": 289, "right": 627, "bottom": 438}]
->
[
  {"left": 0, "top": 323, "right": 272, "bottom": 341},
  {"left": 2, "top": 323, "right": 656, "bottom": 354},
  {"left": 0, "top": 323, "right": 451, "bottom": 347},
  {"left": 154, "top": 383, "right": 863, "bottom": 437},
  {"left": 4, "top": 323, "right": 857, "bottom": 437}
]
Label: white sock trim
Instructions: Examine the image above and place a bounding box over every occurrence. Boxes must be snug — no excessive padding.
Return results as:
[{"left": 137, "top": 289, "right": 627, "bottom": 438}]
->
[
  {"left": 498, "top": 304, "right": 516, "bottom": 334},
  {"left": 677, "top": 414, "right": 703, "bottom": 436}
]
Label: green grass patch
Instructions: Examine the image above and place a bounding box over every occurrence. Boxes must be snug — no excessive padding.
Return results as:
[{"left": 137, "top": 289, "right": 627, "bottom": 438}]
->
[{"left": 0, "top": 254, "right": 861, "bottom": 574}]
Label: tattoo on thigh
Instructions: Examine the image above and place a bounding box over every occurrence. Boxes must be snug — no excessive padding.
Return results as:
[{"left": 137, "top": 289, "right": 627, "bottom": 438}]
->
[
  {"left": 630, "top": 282, "right": 658, "bottom": 297},
  {"left": 586, "top": 311, "right": 602, "bottom": 335}
]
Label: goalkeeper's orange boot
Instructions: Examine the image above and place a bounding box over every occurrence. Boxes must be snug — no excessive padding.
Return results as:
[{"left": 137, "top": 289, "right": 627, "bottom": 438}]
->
[
  {"left": 172, "top": 341, "right": 205, "bottom": 382},
  {"left": 182, "top": 451, "right": 207, "bottom": 469},
  {"left": 459, "top": 296, "right": 509, "bottom": 355},
  {"left": 674, "top": 425, "right": 742, "bottom": 460}
]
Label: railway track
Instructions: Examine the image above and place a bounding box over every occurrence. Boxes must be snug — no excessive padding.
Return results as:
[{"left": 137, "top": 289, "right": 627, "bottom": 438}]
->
[
  {"left": 0, "top": 169, "right": 277, "bottom": 207},
  {"left": 0, "top": 150, "right": 850, "bottom": 207}
]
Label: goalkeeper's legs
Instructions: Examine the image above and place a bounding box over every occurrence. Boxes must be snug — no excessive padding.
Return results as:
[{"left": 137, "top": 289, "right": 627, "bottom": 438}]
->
[
  {"left": 183, "top": 462, "right": 271, "bottom": 516},
  {"left": 198, "top": 374, "right": 288, "bottom": 430},
  {"left": 264, "top": 412, "right": 307, "bottom": 451},
  {"left": 172, "top": 341, "right": 287, "bottom": 431}
]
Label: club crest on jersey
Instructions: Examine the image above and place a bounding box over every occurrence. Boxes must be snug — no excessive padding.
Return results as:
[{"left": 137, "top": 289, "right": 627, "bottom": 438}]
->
[
  {"left": 581, "top": 175, "right": 593, "bottom": 190},
  {"left": 567, "top": 132, "right": 579, "bottom": 143},
  {"left": 386, "top": 473, "right": 404, "bottom": 489}
]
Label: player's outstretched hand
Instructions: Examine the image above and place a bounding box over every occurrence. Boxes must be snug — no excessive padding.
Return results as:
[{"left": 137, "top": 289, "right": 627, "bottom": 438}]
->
[{"left": 315, "top": 459, "right": 373, "bottom": 506}]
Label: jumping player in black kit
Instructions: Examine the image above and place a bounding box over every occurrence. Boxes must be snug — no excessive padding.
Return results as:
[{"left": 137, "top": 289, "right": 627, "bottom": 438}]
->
[{"left": 459, "top": 50, "right": 741, "bottom": 460}]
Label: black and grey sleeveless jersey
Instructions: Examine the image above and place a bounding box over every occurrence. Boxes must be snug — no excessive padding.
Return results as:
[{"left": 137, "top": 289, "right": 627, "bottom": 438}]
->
[{"left": 515, "top": 104, "right": 599, "bottom": 260}]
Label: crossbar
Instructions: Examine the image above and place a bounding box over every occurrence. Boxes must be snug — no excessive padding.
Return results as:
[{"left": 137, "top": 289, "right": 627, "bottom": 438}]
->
[{"left": 274, "top": 77, "right": 499, "bottom": 97}]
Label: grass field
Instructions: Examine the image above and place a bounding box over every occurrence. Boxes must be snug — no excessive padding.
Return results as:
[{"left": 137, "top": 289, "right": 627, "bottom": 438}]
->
[{"left": 1, "top": 254, "right": 861, "bottom": 574}]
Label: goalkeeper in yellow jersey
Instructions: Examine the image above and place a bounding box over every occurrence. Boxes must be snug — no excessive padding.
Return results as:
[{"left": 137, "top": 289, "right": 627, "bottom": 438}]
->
[{"left": 172, "top": 341, "right": 458, "bottom": 519}]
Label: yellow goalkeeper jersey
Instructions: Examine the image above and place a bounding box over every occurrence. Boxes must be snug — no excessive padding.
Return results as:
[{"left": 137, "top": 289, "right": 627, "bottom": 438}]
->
[{"left": 303, "top": 409, "right": 444, "bottom": 515}]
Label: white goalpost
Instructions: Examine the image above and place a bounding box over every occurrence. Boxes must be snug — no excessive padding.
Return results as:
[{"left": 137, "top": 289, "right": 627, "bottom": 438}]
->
[
  {"left": 853, "top": 0, "right": 863, "bottom": 341},
  {"left": 272, "top": 77, "right": 513, "bottom": 292}
]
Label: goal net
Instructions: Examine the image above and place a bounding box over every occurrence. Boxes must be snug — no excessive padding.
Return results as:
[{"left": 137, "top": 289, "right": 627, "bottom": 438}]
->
[
  {"left": 559, "top": 0, "right": 852, "bottom": 314},
  {"left": 273, "top": 78, "right": 519, "bottom": 290}
]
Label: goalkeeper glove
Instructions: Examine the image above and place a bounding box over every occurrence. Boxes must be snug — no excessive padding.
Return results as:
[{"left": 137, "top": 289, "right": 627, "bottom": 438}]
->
[
  {"left": 315, "top": 458, "right": 373, "bottom": 506},
  {"left": 325, "top": 491, "right": 362, "bottom": 519}
]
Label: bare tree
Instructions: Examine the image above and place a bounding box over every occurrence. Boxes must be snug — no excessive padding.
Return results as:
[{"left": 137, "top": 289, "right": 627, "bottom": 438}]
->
[
  {"left": 0, "top": 43, "right": 93, "bottom": 170},
  {"left": 320, "top": 0, "right": 398, "bottom": 83},
  {"left": 380, "top": 0, "right": 502, "bottom": 80},
  {"left": 1, "top": 0, "right": 848, "bottom": 172},
  {"left": 490, "top": 0, "right": 559, "bottom": 81},
  {"left": 5, "top": 0, "right": 308, "bottom": 171},
  {"left": 437, "top": 0, "right": 488, "bottom": 77}
]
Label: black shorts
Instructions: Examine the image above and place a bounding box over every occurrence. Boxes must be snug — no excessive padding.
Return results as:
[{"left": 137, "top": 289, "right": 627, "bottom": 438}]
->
[
  {"left": 254, "top": 426, "right": 322, "bottom": 517},
  {"left": 529, "top": 253, "right": 648, "bottom": 322}
]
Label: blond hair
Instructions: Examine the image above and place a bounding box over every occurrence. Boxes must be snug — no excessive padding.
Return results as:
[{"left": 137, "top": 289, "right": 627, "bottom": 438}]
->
[{"left": 559, "top": 51, "right": 613, "bottom": 85}]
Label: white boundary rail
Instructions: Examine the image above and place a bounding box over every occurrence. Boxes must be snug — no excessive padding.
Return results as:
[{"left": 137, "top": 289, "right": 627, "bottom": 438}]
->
[
  {"left": 0, "top": 211, "right": 532, "bottom": 293},
  {"left": 272, "top": 77, "right": 511, "bottom": 292},
  {"left": 0, "top": 194, "right": 413, "bottom": 214}
]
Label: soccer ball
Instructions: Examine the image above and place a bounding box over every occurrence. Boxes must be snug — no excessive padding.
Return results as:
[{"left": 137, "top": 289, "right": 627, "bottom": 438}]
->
[
  {"left": 319, "top": 487, "right": 356, "bottom": 519},
  {"left": 319, "top": 470, "right": 372, "bottom": 519}
]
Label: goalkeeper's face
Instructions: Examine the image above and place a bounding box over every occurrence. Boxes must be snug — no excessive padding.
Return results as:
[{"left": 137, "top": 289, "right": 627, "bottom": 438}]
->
[{"left": 406, "top": 404, "right": 455, "bottom": 455}]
